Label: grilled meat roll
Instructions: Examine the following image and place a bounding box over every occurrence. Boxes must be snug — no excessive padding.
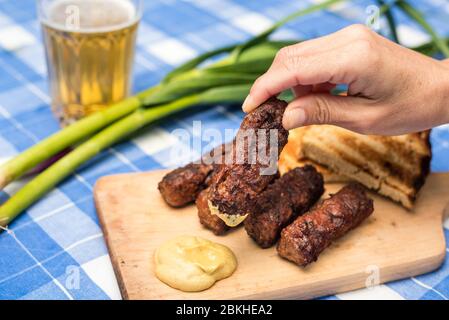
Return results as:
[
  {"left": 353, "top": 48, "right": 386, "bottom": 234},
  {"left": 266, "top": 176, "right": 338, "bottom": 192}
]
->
[
  {"left": 158, "top": 143, "right": 229, "bottom": 207},
  {"left": 244, "top": 166, "right": 324, "bottom": 248},
  {"left": 208, "top": 98, "right": 289, "bottom": 222},
  {"left": 277, "top": 183, "right": 374, "bottom": 266},
  {"left": 158, "top": 163, "right": 213, "bottom": 207}
]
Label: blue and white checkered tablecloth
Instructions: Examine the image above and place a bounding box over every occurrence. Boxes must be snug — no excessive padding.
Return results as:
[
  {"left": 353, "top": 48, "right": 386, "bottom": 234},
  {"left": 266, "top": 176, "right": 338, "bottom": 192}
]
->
[{"left": 0, "top": 0, "right": 448, "bottom": 300}]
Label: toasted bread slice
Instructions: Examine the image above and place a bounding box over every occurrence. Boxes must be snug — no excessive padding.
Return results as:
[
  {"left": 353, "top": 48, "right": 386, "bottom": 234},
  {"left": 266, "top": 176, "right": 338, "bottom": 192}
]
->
[
  {"left": 301, "top": 125, "right": 431, "bottom": 209},
  {"left": 278, "top": 126, "right": 351, "bottom": 183}
]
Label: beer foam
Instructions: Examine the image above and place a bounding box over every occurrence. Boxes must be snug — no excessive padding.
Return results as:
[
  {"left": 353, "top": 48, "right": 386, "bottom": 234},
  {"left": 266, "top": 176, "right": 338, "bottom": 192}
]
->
[{"left": 43, "top": 0, "right": 139, "bottom": 32}]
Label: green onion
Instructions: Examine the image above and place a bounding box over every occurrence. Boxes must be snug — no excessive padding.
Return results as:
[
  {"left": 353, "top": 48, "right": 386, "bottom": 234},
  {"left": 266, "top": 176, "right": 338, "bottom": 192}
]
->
[
  {"left": 143, "top": 72, "right": 258, "bottom": 106},
  {"left": 0, "top": 84, "right": 250, "bottom": 227},
  {"left": 0, "top": 0, "right": 339, "bottom": 193},
  {"left": 377, "top": 0, "right": 400, "bottom": 43},
  {"left": 396, "top": 0, "right": 449, "bottom": 58},
  {"left": 413, "top": 38, "right": 449, "bottom": 56},
  {"left": 231, "top": 0, "right": 347, "bottom": 60},
  {"left": 0, "top": 94, "right": 144, "bottom": 190},
  {"left": 162, "top": 45, "right": 238, "bottom": 83},
  {"left": 0, "top": 41, "right": 275, "bottom": 190}
]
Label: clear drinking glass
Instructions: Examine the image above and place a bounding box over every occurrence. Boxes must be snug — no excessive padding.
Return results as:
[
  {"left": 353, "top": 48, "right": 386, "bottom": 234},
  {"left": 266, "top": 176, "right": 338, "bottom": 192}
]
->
[{"left": 37, "top": 0, "right": 143, "bottom": 126}]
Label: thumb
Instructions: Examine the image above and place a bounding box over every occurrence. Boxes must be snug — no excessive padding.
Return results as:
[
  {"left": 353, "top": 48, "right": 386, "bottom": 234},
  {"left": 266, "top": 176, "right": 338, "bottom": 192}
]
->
[{"left": 282, "top": 93, "right": 377, "bottom": 132}]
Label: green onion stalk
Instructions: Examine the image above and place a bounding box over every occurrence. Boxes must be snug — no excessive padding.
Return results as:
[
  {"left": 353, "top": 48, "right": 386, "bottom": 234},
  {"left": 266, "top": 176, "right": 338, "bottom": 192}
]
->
[
  {"left": 396, "top": 0, "right": 449, "bottom": 58},
  {"left": 0, "top": 85, "right": 250, "bottom": 227},
  {"left": 376, "top": 0, "right": 400, "bottom": 43},
  {"left": 1, "top": 0, "right": 447, "bottom": 227},
  {"left": 0, "top": 40, "right": 292, "bottom": 191},
  {"left": 0, "top": 93, "right": 145, "bottom": 190},
  {"left": 413, "top": 39, "right": 449, "bottom": 57},
  {"left": 0, "top": 0, "right": 344, "bottom": 192}
]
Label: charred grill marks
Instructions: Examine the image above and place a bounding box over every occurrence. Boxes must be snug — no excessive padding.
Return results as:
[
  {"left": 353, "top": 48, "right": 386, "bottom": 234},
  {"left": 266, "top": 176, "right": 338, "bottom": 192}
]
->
[
  {"left": 158, "top": 163, "right": 213, "bottom": 207},
  {"left": 244, "top": 165, "right": 324, "bottom": 248},
  {"left": 158, "top": 143, "right": 229, "bottom": 207},
  {"left": 208, "top": 98, "right": 289, "bottom": 217},
  {"left": 277, "top": 183, "right": 374, "bottom": 266}
]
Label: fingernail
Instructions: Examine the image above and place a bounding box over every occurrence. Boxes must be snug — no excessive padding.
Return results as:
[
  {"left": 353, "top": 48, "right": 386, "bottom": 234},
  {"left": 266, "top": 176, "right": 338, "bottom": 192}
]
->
[
  {"left": 283, "top": 108, "right": 307, "bottom": 130},
  {"left": 242, "top": 95, "right": 255, "bottom": 113}
]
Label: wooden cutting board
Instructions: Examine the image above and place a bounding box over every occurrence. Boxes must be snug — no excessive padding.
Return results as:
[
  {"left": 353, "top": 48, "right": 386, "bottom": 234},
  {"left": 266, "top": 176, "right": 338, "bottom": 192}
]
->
[{"left": 94, "top": 170, "right": 449, "bottom": 300}]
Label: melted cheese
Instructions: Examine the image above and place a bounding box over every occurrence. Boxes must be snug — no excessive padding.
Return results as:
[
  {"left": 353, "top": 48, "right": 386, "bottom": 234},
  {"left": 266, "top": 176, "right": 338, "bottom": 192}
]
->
[{"left": 208, "top": 200, "right": 248, "bottom": 227}]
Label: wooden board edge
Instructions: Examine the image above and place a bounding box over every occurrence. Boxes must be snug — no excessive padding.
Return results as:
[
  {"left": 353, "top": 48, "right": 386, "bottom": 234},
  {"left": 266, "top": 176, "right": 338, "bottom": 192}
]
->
[
  {"left": 234, "top": 250, "right": 447, "bottom": 300},
  {"left": 94, "top": 184, "right": 130, "bottom": 300}
]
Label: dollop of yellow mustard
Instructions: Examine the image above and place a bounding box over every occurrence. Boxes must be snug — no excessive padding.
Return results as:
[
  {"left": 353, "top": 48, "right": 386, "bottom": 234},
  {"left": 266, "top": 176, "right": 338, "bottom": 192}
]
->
[{"left": 154, "top": 235, "right": 237, "bottom": 292}]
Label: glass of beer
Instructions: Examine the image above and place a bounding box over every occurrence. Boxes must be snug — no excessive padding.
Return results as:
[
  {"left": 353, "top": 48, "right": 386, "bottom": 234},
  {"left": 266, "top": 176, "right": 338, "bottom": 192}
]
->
[{"left": 37, "top": 0, "right": 142, "bottom": 126}]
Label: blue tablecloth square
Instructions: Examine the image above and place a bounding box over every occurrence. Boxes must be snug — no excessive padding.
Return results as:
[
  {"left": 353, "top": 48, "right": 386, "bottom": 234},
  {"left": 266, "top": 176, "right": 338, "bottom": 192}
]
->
[
  {"left": 35, "top": 207, "right": 101, "bottom": 251},
  {"left": 0, "top": 267, "right": 52, "bottom": 300},
  {"left": 12, "top": 221, "right": 64, "bottom": 262},
  {"left": 0, "top": 232, "right": 36, "bottom": 279},
  {"left": 19, "top": 280, "right": 71, "bottom": 300},
  {"left": 42, "top": 255, "right": 110, "bottom": 300},
  {"left": 0, "top": 1, "right": 36, "bottom": 24},
  {"left": 67, "top": 234, "right": 107, "bottom": 266}
]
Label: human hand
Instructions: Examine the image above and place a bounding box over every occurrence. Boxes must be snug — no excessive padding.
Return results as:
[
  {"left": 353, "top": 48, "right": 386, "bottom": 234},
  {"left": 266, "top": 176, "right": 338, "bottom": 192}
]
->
[{"left": 242, "top": 24, "right": 449, "bottom": 135}]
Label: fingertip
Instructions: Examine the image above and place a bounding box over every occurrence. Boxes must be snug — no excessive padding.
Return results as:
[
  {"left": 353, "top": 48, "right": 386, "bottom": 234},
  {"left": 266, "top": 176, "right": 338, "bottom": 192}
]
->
[{"left": 242, "top": 94, "right": 257, "bottom": 113}]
